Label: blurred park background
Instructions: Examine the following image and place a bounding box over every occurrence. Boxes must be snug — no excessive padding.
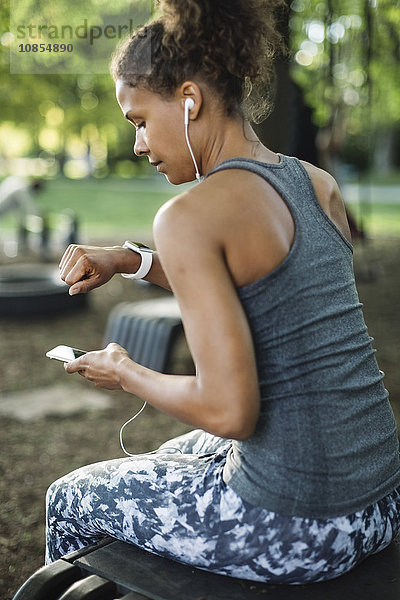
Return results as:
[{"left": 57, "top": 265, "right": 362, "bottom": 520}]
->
[{"left": 0, "top": 0, "right": 399, "bottom": 598}]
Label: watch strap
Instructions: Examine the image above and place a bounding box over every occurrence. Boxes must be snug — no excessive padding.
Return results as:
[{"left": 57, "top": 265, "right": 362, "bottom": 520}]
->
[{"left": 121, "top": 240, "right": 153, "bottom": 280}]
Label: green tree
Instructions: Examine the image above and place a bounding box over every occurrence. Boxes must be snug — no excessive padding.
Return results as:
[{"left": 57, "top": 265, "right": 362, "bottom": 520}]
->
[
  {"left": 0, "top": 0, "right": 150, "bottom": 177},
  {"left": 1, "top": 1, "right": 399, "bottom": 175},
  {"left": 289, "top": 0, "right": 400, "bottom": 171}
]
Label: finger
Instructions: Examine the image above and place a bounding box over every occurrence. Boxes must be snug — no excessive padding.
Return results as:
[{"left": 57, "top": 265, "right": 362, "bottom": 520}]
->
[
  {"left": 64, "top": 361, "right": 75, "bottom": 374},
  {"left": 62, "top": 255, "right": 92, "bottom": 287},
  {"left": 69, "top": 276, "right": 98, "bottom": 296},
  {"left": 59, "top": 244, "right": 78, "bottom": 272},
  {"left": 60, "top": 251, "right": 85, "bottom": 284},
  {"left": 60, "top": 246, "right": 93, "bottom": 284},
  {"left": 64, "top": 356, "right": 86, "bottom": 374}
]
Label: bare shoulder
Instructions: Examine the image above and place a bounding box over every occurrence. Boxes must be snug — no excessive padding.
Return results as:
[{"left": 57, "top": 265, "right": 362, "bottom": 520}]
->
[
  {"left": 152, "top": 184, "right": 221, "bottom": 265},
  {"left": 152, "top": 179, "right": 239, "bottom": 300},
  {"left": 300, "top": 160, "right": 352, "bottom": 243},
  {"left": 153, "top": 172, "right": 240, "bottom": 239},
  {"left": 154, "top": 184, "right": 211, "bottom": 233},
  {"left": 300, "top": 160, "right": 339, "bottom": 195},
  {"left": 153, "top": 167, "right": 297, "bottom": 288}
]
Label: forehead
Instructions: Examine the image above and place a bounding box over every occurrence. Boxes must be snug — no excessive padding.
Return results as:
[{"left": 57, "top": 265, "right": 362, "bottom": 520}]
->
[
  {"left": 115, "top": 80, "right": 171, "bottom": 116},
  {"left": 116, "top": 80, "right": 150, "bottom": 114}
]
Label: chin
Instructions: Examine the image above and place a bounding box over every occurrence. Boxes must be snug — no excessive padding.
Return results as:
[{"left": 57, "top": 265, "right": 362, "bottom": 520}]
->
[{"left": 165, "top": 172, "right": 196, "bottom": 186}]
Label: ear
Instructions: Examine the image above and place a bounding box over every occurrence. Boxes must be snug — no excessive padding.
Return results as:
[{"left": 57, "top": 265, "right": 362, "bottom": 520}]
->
[{"left": 178, "top": 81, "right": 202, "bottom": 120}]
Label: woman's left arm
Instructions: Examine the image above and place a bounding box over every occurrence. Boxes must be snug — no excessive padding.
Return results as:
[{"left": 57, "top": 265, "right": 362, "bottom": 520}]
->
[{"left": 65, "top": 191, "right": 260, "bottom": 440}]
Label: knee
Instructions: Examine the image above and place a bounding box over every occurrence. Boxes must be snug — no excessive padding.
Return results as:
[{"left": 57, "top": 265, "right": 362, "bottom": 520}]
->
[{"left": 46, "top": 474, "right": 70, "bottom": 520}]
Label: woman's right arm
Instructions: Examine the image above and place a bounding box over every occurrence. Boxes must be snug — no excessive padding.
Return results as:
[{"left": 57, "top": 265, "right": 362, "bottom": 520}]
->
[{"left": 59, "top": 244, "right": 172, "bottom": 294}]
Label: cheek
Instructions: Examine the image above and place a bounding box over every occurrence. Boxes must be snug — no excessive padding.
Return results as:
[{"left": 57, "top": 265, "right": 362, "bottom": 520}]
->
[{"left": 161, "top": 115, "right": 183, "bottom": 145}]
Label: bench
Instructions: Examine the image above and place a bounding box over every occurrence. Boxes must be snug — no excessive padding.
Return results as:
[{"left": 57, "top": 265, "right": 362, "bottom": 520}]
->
[
  {"left": 103, "top": 296, "right": 187, "bottom": 374},
  {"left": 12, "top": 534, "right": 400, "bottom": 599}
]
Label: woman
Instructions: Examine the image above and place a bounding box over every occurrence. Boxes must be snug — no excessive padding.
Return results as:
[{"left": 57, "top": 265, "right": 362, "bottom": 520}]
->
[{"left": 46, "top": 0, "right": 400, "bottom": 584}]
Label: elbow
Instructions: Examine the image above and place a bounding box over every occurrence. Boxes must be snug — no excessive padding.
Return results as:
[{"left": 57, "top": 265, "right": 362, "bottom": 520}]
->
[
  {"left": 224, "top": 419, "right": 257, "bottom": 441},
  {"left": 211, "top": 395, "right": 260, "bottom": 441}
]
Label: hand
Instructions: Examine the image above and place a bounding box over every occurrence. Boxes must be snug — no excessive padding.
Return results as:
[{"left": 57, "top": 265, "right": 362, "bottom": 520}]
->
[
  {"left": 64, "top": 343, "right": 131, "bottom": 390},
  {"left": 59, "top": 244, "right": 127, "bottom": 295}
]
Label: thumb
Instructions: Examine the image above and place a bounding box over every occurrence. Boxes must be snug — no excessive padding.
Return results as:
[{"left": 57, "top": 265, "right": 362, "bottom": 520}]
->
[{"left": 69, "top": 281, "right": 90, "bottom": 295}]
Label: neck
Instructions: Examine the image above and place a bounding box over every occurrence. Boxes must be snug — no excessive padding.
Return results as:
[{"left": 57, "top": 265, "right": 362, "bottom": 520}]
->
[{"left": 198, "top": 115, "right": 276, "bottom": 176}]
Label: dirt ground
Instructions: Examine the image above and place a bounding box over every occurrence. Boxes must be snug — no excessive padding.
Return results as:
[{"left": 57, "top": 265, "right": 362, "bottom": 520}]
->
[{"left": 1, "top": 237, "right": 399, "bottom": 599}]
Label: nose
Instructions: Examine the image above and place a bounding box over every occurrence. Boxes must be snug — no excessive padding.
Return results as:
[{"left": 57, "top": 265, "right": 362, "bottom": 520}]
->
[{"left": 133, "top": 129, "right": 149, "bottom": 156}]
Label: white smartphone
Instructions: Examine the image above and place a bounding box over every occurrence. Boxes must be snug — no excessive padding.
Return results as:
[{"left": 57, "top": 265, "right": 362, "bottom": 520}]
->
[{"left": 46, "top": 345, "right": 87, "bottom": 362}]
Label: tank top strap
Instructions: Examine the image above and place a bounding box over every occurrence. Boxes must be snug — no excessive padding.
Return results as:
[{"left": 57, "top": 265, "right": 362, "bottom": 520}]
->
[
  {"left": 206, "top": 155, "right": 352, "bottom": 253},
  {"left": 205, "top": 156, "right": 290, "bottom": 187},
  {"left": 204, "top": 155, "right": 307, "bottom": 214}
]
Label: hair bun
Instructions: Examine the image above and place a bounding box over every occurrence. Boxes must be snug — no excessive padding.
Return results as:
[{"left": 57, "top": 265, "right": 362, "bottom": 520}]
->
[
  {"left": 159, "top": 0, "right": 286, "bottom": 122},
  {"left": 113, "top": 0, "right": 286, "bottom": 123}
]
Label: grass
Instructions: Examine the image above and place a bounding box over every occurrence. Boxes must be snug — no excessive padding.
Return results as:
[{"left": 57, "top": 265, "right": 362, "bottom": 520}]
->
[
  {"left": 0, "top": 176, "right": 192, "bottom": 242},
  {"left": 38, "top": 176, "right": 189, "bottom": 238},
  {"left": 357, "top": 171, "right": 400, "bottom": 186},
  {"left": 0, "top": 175, "right": 398, "bottom": 240},
  {"left": 347, "top": 203, "right": 400, "bottom": 237}
]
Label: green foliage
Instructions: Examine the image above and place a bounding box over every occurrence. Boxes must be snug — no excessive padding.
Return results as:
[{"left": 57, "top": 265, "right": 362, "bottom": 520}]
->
[
  {"left": 0, "top": 1, "right": 399, "bottom": 176},
  {"left": 35, "top": 176, "right": 176, "bottom": 235},
  {"left": 0, "top": 176, "right": 396, "bottom": 238},
  {"left": 0, "top": 176, "right": 190, "bottom": 236},
  {"left": 290, "top": 0, "right": 400, "bottom": 133},
  {"left": 0, "top": 0, "right": 153, "bottom": 175}
]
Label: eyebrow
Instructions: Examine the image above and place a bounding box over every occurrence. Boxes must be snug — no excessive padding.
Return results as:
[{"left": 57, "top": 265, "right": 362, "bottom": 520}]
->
[
  {"left": 124, "top": 114, "right": 136, "bottom": 128},
  {"left": 124, "top": 111, "right": 143, "bottom": 126}
]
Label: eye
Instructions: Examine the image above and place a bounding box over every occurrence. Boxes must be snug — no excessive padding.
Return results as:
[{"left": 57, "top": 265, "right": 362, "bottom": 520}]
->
[{"left": 136, "top": 121, "right": 145, "bottom": 130}]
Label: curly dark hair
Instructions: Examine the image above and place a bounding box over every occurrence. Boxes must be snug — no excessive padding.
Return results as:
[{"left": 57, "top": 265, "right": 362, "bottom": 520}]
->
[{"left": 111, "top": 0, "right": 286, "bottom": 123}]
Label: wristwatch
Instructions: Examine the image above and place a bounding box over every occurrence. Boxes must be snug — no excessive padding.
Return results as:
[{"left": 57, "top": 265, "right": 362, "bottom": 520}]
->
[{"left": 121, "top": 240, "right": 153, "bottom": 280}]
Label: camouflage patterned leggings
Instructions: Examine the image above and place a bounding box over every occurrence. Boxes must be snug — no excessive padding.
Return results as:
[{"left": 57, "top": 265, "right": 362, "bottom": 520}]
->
[{"left": 46, "top": 429, "right": 400, "bottom": 584}]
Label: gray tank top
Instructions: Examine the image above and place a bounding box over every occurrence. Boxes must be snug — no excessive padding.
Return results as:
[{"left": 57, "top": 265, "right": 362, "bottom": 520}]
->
[{"left": 207, "top": 155, "right": 400, "bottom": 518}]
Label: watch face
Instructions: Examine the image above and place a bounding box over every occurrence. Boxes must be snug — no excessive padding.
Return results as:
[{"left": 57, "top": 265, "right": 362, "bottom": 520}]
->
[
  {"left": 132, "top": 241, "right": 151, "bottom": 250},
  {"left": 125, "top": 240, "right": 152, "bottom": 252}
]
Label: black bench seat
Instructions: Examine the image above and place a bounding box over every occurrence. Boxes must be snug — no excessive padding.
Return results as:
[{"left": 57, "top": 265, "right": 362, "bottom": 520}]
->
[{"left": 13, "top": 534, "right": 400, "bottom": 600}]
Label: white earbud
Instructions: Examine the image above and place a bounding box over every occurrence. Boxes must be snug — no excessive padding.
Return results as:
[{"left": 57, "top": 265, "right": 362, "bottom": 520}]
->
[{"left": 184, "top": 98, "right": 195, "bottom": 125}]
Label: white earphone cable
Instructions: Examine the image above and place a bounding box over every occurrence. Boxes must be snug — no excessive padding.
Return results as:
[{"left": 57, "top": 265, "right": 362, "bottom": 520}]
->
[
  {"left": 185, "top": 122, "right": 202, "bottom": 182},
  {"left": 119, "top": 401, "right": 183, "bottom": 457},
  {"left": 119, "top": 401, "right": 148, "bottom": 456},
  {"left": 119, "top": 101, "right": 202, "bottom": 457}
]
